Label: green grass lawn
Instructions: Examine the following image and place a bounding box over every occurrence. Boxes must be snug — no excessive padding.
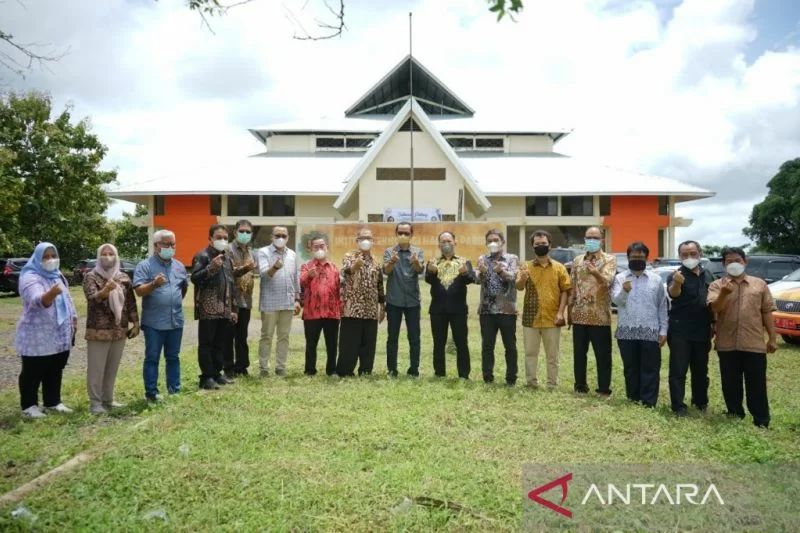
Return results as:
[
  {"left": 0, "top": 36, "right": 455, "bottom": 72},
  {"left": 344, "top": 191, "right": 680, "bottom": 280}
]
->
[{"left": 0, "top": 286, "right": 798, "bottom": 530}]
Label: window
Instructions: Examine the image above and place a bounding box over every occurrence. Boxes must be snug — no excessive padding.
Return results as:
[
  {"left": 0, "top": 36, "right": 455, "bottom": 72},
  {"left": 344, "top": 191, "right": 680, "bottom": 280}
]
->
[
  {"left": 658, "top": 196, "right": 669, "bottom": 216},
  {"left": 447, "top": 137, "right": 473, "bottom": 150},
  {"left": 154, "top": 196, "right": 165, "bottom": 216},
  {"left": 227, "top": 195, "right": 260, "bottom": 216},
  {"left": 561, "top": 196, "right": 594, "bottom": 216},
  {"left": 399, "top": 118, "right": 422, "bottom": 132},
  {"left": 367, "top": 214, "right": 383, "bottom": 222},
  {"left": 475, "top": 138, "right": 504, "bottom": 150},
  {"left": 526, "top": 196, "right": 558, "bottom": 216},
  {"left": 766, "top": 261, "right": 799, "bottom": 282},
  {"left": 441, "top": 214, "right": 456, "bottom": 222},
  {"left": 658, "top": 229, "right": 665, "bottom": 258},
  {"left": 376, "top": 168, "right": 446, "bottom": 181},
  {"left": 599, "top": 196, "right": 611, "bottom": 216},
  {"left": 345, "top": 138, "right": 374, "bottom": 149},
  {"left": 316, "top": 137, "right": 345, "bottom": 149},
  {"left": 446, "top": 136, "right": 505, "bottom": 151},
  {"left": 262, "top": 195, "right": 295, "bottom": 216},
  {"left": 210, "top": 195, "right": 221, "bottom": 216}
]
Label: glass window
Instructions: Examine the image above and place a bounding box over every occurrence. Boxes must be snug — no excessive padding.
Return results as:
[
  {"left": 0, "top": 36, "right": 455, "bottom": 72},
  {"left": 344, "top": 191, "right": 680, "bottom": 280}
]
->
[
  {"left": 475, "top": 138, "right": 503, "bottom": 149},
  {"left": 599, "top": 196, "right": 611, "bottom": 216},
  {"left": 658, "top": 196, "right": 669, "bottom": 216},
  {"left": 154, "top": 196, "right": 165, "bottom": 216},
  {"left": 526, "top": 196, "right": 558, "bottom": 216},
  {"left": 766, "top": 261, "right": 798, "bottom": 281},
  {"left": 447, "top": 137, "right": 473, "bottom": 149},
  {"left": 316, "top": 137, "right": 345, "bottom": 149},
  {"left": 210, "top": 195, "right": 221, "bottom": 216},
  {"left": 227, "top": 195, "right": 260, "bottom": 216},
  {"left": 345, "top": 138, "right": 374, "bottom": 149},
  {"left": 367, "top": 214, "right": 383, "bottom": 222},
  {"left": 262, "top": 195, "right": 295, "bottom": 216},
  {"left": 561, "top": 196, "right": 594, "bottom": 216}
]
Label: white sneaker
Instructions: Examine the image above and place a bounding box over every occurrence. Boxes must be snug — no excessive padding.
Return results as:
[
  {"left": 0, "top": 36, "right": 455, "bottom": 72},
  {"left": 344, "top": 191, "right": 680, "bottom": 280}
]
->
[
  {"left": 45, "top": 403, "right": 74, "bottom": 413},
  {"left": 103, "top": 401, "right": 125, "bottom": 409},
  {"left": 21, "top": 405, "right": 47, "bottom": 418}
]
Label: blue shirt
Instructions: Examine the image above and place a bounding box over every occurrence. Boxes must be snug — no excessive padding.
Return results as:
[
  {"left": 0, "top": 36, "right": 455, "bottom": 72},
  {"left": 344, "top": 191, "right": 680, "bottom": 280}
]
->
[
  {"left": 133, "top": 255, "right": 188, "bottom": 330},
  {"left": 383, "top": 245, "right": 424, "bottom": 307}
]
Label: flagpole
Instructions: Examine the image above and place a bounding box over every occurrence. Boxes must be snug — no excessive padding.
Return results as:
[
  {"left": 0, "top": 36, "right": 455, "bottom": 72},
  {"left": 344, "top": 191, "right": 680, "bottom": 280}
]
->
[{"left": 409, "top": 11, "right": 415, "bottom": 223}]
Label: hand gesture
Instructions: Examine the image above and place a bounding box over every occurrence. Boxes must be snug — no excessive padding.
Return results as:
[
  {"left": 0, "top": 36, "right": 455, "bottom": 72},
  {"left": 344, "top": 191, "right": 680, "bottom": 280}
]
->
[
  {"left": 517, "top": 268, "right": 529, "bottom": 283},
  {"left": 478, "top": 258, "right": 488, "bottom": 274},
  {"left": 586, "top": 260, "right": 598, "bottom": 274},
  {"left": 493, "top": 262, "right": 504, "bottom": 274},
  {"left": 243, "top": 259, "right": 256, "bottom": 272},
  {"left": 767, "top": 339, "right": 778, "bottom": 354},
  {"left": 153, "top": 273, "right": 167, "bottom": 287},
  {"left": 719, "top": 278, "right": 733, "bottom": 295},
  {"left": 211, "top": 254, "right": 224, "bottom": 269},
  {"left": 427, "top": 261, "right": 438, "bottom": 275},
  {"left": 46, "top": 283, "right": 63, "bottom": 297},
  {"left": 458, "top": 262, "right": 468, "bottom": 275},
  {"left": 352, "top": 256, "right": 364, "bottom": 272},
  {"left": 307, "top": 266, "right": 318, "bottom": 279},
  {"left": 673, "top": 270, "right": 685, "bottom": 285},
  {"left": 623, "top": 280, "right": 633, "bottom": 293},
  {"left": 390, "top": 251, "right": 399, "bottom": 264},
  {"left": 410, "top": 252, "right": 420, "bottom": 267},
  {"left": 103, "top": 279, "right": 118, "bottom": 294}
]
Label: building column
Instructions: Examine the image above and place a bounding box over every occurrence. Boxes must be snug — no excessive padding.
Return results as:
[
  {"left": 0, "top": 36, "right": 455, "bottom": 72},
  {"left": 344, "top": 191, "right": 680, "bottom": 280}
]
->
[{"left": 519, "top": 225, "right": 526, "bottom": 262}]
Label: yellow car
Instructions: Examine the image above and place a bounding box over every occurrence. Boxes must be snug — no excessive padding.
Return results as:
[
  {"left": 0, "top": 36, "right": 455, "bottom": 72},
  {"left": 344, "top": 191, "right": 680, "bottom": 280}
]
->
[{"left": 769, "top": 268, "right": 800, "bottom": 345}]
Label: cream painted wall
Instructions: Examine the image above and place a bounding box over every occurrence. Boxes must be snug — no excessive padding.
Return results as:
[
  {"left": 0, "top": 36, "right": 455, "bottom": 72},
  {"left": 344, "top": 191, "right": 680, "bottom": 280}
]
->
[
  {"left": 507, "top": 135, "right": 553, "bottom": 153},
  {"left": 295, "top": 196, "right": 341, "bottom": 219},
  {"left": 485, "top": 196, "right": 524, "bottom": 218}
]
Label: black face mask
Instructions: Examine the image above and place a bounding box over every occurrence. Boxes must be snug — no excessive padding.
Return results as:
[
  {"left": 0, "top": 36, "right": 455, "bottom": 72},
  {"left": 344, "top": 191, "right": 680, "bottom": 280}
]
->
[
  {"left": 629, "top": 259, "right": 647, "bottom": 272},
  {"left": 533, "top": 245, "right": 549, "bottom": 257}
]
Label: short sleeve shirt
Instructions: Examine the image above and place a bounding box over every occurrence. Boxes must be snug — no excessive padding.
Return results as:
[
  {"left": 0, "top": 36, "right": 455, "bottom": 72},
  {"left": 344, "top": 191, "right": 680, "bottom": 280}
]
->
[{"left": 521, "top": 258, "right": 571, "bottom": 328}]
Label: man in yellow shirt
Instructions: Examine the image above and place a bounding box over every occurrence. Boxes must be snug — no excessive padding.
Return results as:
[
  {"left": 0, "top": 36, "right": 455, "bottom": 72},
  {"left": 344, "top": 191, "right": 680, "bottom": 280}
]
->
[{"left": 517, "top": 230, "right": 571, "bottom": 388}]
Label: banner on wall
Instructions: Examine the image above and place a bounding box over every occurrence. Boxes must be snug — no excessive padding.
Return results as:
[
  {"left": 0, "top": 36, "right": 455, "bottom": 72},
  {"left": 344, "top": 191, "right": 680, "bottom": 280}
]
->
[
  {"left": 297, "top": 222, "right": 505, "bottom": 266},
  {"left": 383, "top": 208, "right": 442, "bottom": 222}
]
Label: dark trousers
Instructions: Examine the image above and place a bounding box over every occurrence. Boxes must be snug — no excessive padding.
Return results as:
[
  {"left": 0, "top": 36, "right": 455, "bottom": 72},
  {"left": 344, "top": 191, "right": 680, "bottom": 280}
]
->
[
  {"left": 479, "top": 314, "right": 518, "bottom": 384},
  {"left": 430, "top": 313, "right": 471, "bottom": 378},
  {"left": 198, "top": 318, "right": 232, "bottom": 380},
  {"left": 304, "top": 318, "right": 339, "bottom": 375},
  {"left": 718, "top": 351, "right": 770, "bottom": 427},
  {"left": 618, "top": 339, "right": 661, "bottom": 406},
  {"left": 336, "top": 317, "right": 378, "bottom": 377},
  {"left": 19, "top": 351, "right": 69, "bottom": 409},
  {"left": 572, "top": 324, "right": 613, "bottom": 394},
  {"left": 224, "top": 307, "right": 251, "bottom": 375},
  {"left": 668, "top": 335, "right": 710, "bottom": 411},
  {"left": 386, "top": 304, "right": 421, "bottom": 375}
]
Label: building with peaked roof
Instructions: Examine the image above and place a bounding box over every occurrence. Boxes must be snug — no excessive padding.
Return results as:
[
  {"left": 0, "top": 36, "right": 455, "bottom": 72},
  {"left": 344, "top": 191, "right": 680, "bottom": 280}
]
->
[{"left": 108, "top": 55, "right": 714, "bottom": 264}]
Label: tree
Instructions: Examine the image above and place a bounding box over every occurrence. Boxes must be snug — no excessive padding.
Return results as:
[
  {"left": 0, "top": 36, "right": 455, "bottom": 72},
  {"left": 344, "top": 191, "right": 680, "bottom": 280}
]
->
[
  {"left": 744, "top": 158, "right": 800, "bottom": 254},
  {"left": 0, "top": 92, "right": 116, "bottom": 266},
  {"left": 110, "top": 204, "right": 149, "bottom": 260}
]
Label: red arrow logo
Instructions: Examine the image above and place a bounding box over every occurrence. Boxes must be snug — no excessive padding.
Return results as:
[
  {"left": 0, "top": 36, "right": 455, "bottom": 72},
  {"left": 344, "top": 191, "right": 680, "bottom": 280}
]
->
[{"left": 527, "top": 472, "right": 573, "bottom": 518}]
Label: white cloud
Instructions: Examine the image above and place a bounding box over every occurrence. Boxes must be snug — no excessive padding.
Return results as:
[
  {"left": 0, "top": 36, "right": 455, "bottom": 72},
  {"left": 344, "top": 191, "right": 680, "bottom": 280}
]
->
[{"left": 3, "top": 0, "right": 799, "bottom": 246}]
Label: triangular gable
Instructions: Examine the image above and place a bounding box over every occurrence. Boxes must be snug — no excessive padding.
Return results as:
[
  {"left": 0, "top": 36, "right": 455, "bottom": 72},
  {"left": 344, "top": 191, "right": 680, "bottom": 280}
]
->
[
  {"left": 345, "top": 55, "right": 474, "bottom": 117},
  {"left": 333, "top": 98, "right": 491, "bottom": 213}
]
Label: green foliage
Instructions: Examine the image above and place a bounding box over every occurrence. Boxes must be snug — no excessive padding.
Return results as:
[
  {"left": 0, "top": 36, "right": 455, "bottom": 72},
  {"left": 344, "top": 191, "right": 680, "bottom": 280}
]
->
[
  {"left": 488, "top": 0, "right": 524, "bottom": 21},
  {"left": 744, "top": 158, "right": 800, "bottom": 254},
  {"left": 109, "top": 203, "right": 149, "bottom": 260},
  {"left": 0, "top": 92, "right": 116, "bottom": 265},
  {"left": 702, "top": 244, "right": 752, "bottom": 257}
]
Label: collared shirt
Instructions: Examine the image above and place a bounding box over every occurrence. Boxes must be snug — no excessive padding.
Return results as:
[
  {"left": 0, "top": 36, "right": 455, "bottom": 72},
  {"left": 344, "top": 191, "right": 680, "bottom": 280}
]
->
[
  {"left": 133, "top": 255, "right": 188, "bottom": 330},
  {"left": 257, "top": 244, "right": 300, "bottom": 312},
  {"left": 191, "top": 246, "right": 237, "bottom": 321},
  {"left": 667, "top": 265, "right": 715, "bottom": 342},
  {"left": 569, "top": 251, "right": 617, "bottom": 326},
  {"left": 477, "top": 252, "right": 519, "bottom": 315},
  {"left": 15, "top": 272, "right": 78, "bottom": 356},
  {"left": 300, "top": 259, "right": 342, "bottom": 320},
  {"left": 383, "top": 245, "right": 424, "bottom": 308},
  {"left": 341, "top": 250, "right": 385, "bottom": 320},
  {"left": 708, "top": 275, "right": 776, "bottom": 353},
  {"left": 611, "top": 270, "right": 669, "bottom": 342},
  {"left": 425, "top": 255, "right": 476, "bottom": 315},
  {"left": 520, "top": 258, "right": 571, "bottom": 328},
  {"left": 228, "top": 242, "right": 259, "bottom": 309}
]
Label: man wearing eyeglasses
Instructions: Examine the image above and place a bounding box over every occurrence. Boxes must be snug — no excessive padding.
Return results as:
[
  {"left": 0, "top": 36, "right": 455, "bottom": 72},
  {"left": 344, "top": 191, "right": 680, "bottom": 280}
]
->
[
  {"left": 224, "top": 219, "right": 259, "bottom": 378},
  {"left": 257, "top": 225, "right": 301, "bottom": 377},
  {"left": 133, "top": 229, "right": 189, "bottom": 402}
]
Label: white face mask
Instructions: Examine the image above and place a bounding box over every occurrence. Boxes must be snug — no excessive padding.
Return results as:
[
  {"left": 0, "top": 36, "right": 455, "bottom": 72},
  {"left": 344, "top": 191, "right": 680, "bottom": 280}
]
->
[
  {"left": 682, "top": 258, "right": 700, "bottom": 270},
  {"left": 358, "top": 239, "right": 373, "bottom": 252},
  {"left": 273, "top": 237, "right": 287, "bottom": 248},
  {"left": 100, "top": 256, "right": 117, "bottom": 268},
  {"left": 313, "top": 249, "right": 327, "bottom": 260},
  {"left": 726, "top": 262, "right": 745, "bottom": 277},
  {"left": 42, "top": 258, "right": 59, "bottom": 272},
  {"left": 212, "top": 239, "right": 228, "bottom": 251},
  {"left": 487, "top": 242, "right": 501, "bottom": 254}
]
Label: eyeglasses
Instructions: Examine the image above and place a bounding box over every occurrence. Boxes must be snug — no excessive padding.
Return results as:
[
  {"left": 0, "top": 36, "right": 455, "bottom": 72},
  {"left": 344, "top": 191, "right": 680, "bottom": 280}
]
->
[
  {"left": 158, "top": 242, "right": 176, "bottom": 248},
  {"left": 238, "top": 230, "right": 252, "bottom": 234},
  {"left": 273, "top": 234, "right": 288, "bottom": 239}
]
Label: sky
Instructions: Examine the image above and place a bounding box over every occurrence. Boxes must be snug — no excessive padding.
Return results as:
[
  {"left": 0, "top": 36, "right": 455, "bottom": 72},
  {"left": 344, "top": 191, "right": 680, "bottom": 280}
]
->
[{"left": 3, "top": 0, "right": 799, "bottom": 249}]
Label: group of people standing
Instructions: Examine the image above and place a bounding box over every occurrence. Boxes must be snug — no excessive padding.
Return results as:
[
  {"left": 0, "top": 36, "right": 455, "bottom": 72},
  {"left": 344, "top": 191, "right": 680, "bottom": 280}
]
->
[{"left": 14, "top": 222, "right": 778, "bottom": 428}]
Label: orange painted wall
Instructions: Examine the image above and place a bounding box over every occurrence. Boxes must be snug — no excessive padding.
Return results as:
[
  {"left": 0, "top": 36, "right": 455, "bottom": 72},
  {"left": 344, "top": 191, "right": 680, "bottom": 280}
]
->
[
  {"left": 602, "top": 196, "right": 670, "bottom": 255},
  {"left": 153, "top": 195, "right": 218, "bottom": 265}
]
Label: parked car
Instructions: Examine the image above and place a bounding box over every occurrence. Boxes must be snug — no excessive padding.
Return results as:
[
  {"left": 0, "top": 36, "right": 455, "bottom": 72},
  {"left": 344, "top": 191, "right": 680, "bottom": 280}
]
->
[
  {"left": 744, "top": 255, "right": 800, "bottom": 284},
  {"left": 549, "top": 248, "right": 581, "bottom": 273},
  {"left": 614, "top": 253, "right": 629, "bottom": 273},
  {"left": 653, "top": 258, "right": 682, "bottom": 268},
  {"left": 768, "top": 267, "right": 800, "bottom": 345},
  {"left": 705, "top": 257, "right": 725, "bottom": 278},
  {"left": 0, "top": 257, "right": 28, "bottom": 295},
  {"left": 73, "top": 258, "right": 138, "bottom": 284}
]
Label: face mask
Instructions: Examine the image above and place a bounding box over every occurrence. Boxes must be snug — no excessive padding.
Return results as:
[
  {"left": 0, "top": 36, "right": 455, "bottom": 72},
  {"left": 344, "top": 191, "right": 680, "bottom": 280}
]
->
[
  {"left": 358, "top": 239, "right": 373, "bottom": 252},
  {"left": 314, "top": 249, "right": 327, "bottom": 260},
  {"left": 629, "top": 259, "right": 647, "bottom": 272},
  {"left": 212, "top": 239, "right": 228, "bottom": 252},
  {"left": 100, "top": 256, "right": 117, "bottom": 268},
  {"left": 42, "top": 258, "right": 59, "bottom": 272},
  {"left": 726, "top": 262, "right": 745, "bottom": 277},
  {"left": 440, "top": 243, "right": 454, "bottom": 256},
  {"left": 487, "top": 242, "right": 501, "bottom": 254},
  {"left": 585, "top": 239, "right": 601, "bottom": 253},
  {"left": 273, "top": 237, "right": 287, "bottom": 248},
  {"left": 682, "top": 258, "right": 700, "bottom": 270},
  {"left": 159, "top": 247, "right": 175, "bottom": 260},
  {"left": 534, "top": 245, "right": 549, "bottom": 257},
  {"left": 236, "top": 232, "right": 252, "bottom": 245},
  {"left": 397, "top": 235, "right": 410, "bottom": 245}
]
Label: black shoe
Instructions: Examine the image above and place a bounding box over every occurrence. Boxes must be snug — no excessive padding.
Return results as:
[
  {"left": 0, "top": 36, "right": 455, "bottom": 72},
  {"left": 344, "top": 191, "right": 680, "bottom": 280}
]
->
[
  {"left": 224, "top": 371, "right": 237, "bottom": 380},
  {"left": 236, "top": 369, "right": 249, "bottom": 377},
  {"left": 694, "top": 404, "right": 708, "bottom": 412},
  {"left": 200, "top": 378, "right": 220, "bottom": 390},
  {"left": 674, "top": 408, "right": 689, "bottom": 418},
  {"left": 215, "top": 375, "right": 234, "bottom": 385},
  {"left": 406, "top": 368, "right": 419, "bottom": 377},
  {"left": 388, "top": 370, "right": 399, "bottom": 378},
  {"left": 574, "top": 385, "right": 590, "bottom": 394}
]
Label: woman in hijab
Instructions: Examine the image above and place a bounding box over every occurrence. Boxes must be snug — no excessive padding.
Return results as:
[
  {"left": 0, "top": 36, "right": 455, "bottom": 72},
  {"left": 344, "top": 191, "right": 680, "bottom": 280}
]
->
[
  {"left": 83, "top": 243, "right": 140, "bottom": 414},
  {"left": 15, "top": 242, "right": 78, "bottom": 418}
]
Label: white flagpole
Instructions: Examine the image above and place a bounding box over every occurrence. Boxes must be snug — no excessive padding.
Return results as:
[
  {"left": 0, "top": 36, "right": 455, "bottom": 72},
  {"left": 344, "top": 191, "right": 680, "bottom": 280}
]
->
[{"left": 409, "top": 11, "right": 414, "bottom": 223}]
